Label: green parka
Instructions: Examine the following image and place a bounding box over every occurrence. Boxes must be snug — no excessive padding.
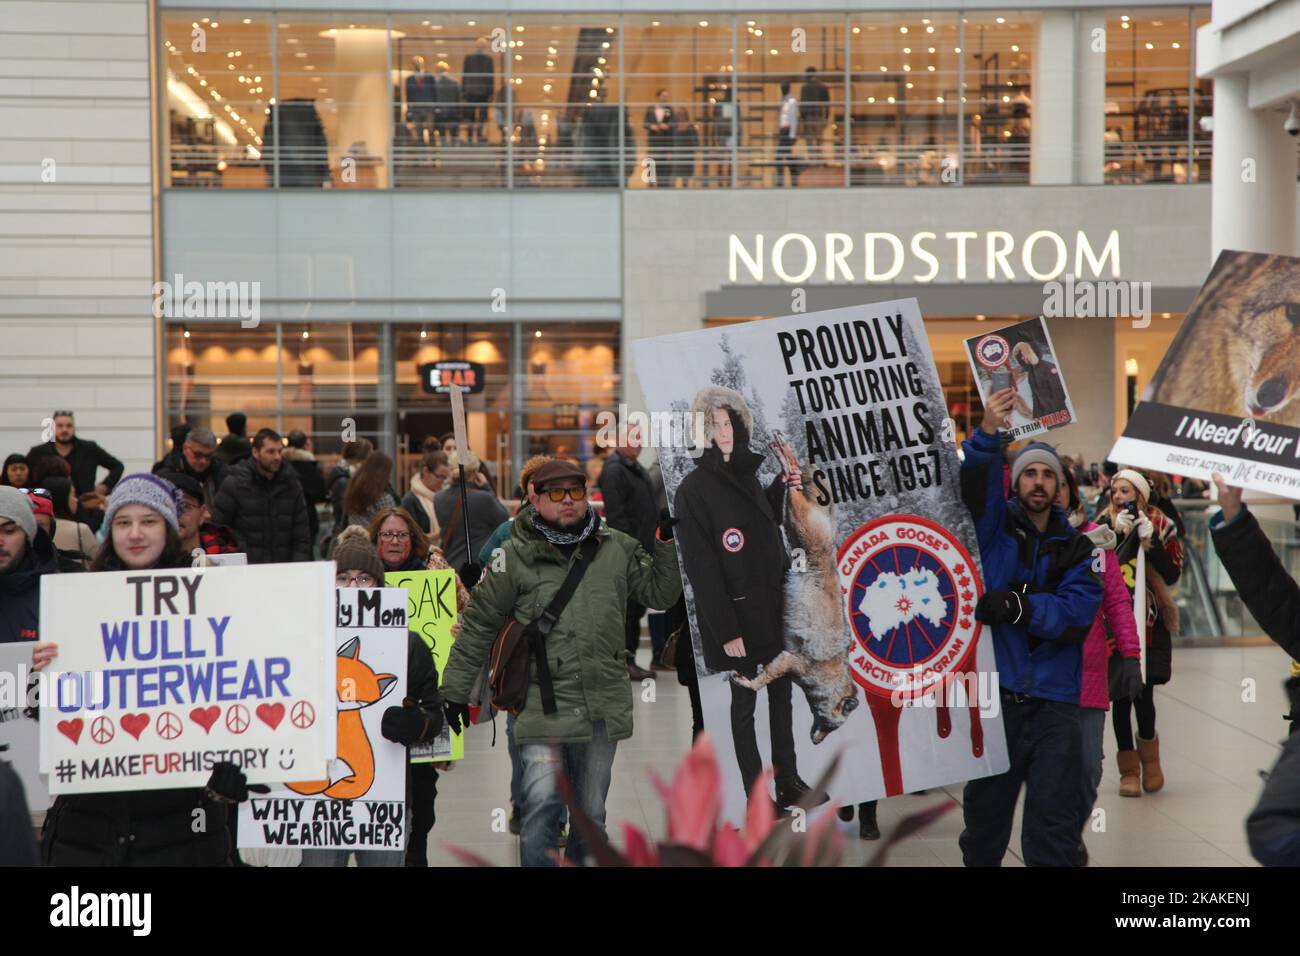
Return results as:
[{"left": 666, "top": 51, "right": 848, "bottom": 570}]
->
[{"left": 440, "top": 508, "right": 682, "bottom": 743}]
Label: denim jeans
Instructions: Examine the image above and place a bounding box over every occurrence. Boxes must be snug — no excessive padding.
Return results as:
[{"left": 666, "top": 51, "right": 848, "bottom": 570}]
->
[
  {"left": 959, "top": 694, "right": 1083, "bottom": 867},
  {"left": 1078, "top": 707, "right": 1107, "bottom": 837},
  {"left": 299, "top": 848, "right": 404, "bottom": 867},
  {"left": 518, "top": 720, "right": 617, "bottom": 868}
]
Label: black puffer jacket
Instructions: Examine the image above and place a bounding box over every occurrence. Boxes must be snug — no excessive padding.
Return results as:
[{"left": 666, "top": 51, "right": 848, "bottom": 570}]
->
[
  {"left": 210, "top": 458, "right": 311, "bottom": 564},
  {"left": 600, "top": 451, "right": 658, "bottom": 549},
  {"left": 0, "top": 527, "right": 60, "bottom": 643},
  {"left": 673, "top": 443, "right": 789, "bottom": 673},
  {"left": 42, "top": 786, "right": 231, "bottom": 867}
]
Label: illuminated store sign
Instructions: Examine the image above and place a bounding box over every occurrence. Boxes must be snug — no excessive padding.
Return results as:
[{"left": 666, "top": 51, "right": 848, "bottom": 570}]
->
[{"left": 728, "top": 229, "right": 1121, "bottom": 284}]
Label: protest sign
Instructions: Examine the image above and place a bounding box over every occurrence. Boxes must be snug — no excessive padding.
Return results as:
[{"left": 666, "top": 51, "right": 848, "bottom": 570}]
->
[
  {"left": 239, "top": 587, "right": 409, "bottom": 852},
  {"left": 0, "top": 643, "right": 50, "bottom": 809},
  {"left": 385, "top": 569, "right": 461, "bottom": 761},
  {"left": 1111, "top": 251, "right": 1300, "bottom": 498},
  {"left": 38, "top": 562, "right": 336, "bottom": 795},
  {"left": 965, "top": 317, "right": 1076, "bottom": 439},
  {"left": 632, "top": 300, "right": 1008, "bottom": 822}
]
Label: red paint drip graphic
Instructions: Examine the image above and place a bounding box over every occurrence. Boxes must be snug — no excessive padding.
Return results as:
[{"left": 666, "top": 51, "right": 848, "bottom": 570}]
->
[
  {"left": 961, "top": 658, "right": 985, "bottom": 758},
  {"left": 866, "top": 693, "right": 904, "bottom": 797}
]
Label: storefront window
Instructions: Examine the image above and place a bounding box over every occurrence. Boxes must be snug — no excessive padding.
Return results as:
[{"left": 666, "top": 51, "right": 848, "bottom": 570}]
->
[
  {"left": 511, "top": 16, "right": 622, "bottom": 188},
  {"left": 849, "top": 14, "right": 961, "bottom": 186},
  {"left": 1103, "top": 8, "right": 1210, "bottom": 184},
  {"left": 394, "top": 324, "right": 513, "bottom": 491},
  {"left": 622, "top": 16, "right": 735, "bottom": 188},
  {"left": 961, "top": 13, "right": 1036, "bottom": 184},
  {"left": 163, "top": 13, "right": 273, "bottom": 188},
  {"left": 273, "top": 17, "right": 389, "bottom": 188},
  {"left": 519, "top": 323, "right": 619, "bottom": 479},
  {"left": 390, "top": 16, "right": 508, "bottom": 189},
  {"left": 735, "top": 14, "right": 846, "bottom": 188}
]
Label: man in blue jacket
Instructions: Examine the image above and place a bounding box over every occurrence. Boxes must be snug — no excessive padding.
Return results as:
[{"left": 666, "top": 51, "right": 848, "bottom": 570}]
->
[{"left": 958, "top": 387, "right": 1102, "bottom": 866}]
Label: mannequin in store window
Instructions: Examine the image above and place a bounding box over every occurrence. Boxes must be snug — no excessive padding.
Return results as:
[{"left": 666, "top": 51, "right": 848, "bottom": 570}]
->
[
  {"left": 642, "top": 89, "right": 676, "bottom": 188},
  {"left": 462, "top": 38, "right": 496, "bottom": 145},
  {"left": 406, "top": 55, "right": 437, "bottom": 149}
]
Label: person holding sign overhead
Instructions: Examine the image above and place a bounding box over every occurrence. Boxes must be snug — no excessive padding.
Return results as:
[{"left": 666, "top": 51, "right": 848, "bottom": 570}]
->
[{"left": 35, "top": 474, "right": 260, "bottom": 866}]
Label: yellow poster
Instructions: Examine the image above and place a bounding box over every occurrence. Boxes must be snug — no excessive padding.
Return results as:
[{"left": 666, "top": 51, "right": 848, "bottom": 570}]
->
[{"left": 385, "top": 569, "right": 462, "bottom": 762}]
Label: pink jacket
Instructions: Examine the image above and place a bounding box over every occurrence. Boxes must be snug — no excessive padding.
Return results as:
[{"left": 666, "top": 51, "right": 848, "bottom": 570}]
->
[{"left": 1079, "top": 520, "right": 1141, "bottom": 710}]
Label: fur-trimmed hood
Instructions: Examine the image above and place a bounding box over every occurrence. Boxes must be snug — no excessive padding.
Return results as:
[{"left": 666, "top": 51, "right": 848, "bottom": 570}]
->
[{"left": 690, "top": 385, "right": 754, "bottom": 445}]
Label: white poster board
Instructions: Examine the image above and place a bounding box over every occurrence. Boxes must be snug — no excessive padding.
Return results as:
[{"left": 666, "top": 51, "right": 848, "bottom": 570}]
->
[
  {"left": 239, "top": 587, "right": 409, "bottom": 852},
  {"left": 0, "top": 643, "right": 50, "bottom": 809},
  {"left": 38, "top": 562, "right": 337, "bottom": 795}
]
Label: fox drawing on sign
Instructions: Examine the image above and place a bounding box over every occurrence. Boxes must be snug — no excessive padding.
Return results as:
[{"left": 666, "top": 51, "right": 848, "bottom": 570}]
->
[{"left": 286, "top": 637, "right": 397, "bottom": 800}]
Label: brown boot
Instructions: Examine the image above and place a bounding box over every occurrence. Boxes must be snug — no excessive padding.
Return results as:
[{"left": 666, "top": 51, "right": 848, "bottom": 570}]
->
[
  {"left": 1117, "top": 749, "right": 1141, "bottom": 797},
  {"left": 1137, "top": 735, "right": 1164, "bottom": 793}
]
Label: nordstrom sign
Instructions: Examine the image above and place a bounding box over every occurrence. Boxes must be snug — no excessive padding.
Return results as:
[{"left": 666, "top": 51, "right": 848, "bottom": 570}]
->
[{"left": 728, "top": 229, "right": 1121, "bottom": 284}]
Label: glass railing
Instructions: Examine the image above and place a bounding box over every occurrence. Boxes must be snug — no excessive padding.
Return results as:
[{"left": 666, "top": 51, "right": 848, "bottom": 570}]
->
[{"left": 1174, "top": 499, "right": 1300, "bottom": 644}]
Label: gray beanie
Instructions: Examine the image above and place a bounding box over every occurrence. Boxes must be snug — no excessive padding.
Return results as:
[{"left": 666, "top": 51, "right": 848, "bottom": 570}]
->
[
  {"left": 0, "top": 486, "right": 36, "bottom": 542},
  {"left": 103, "top": 473, "right": 182, "bottom": 534},
  {"left": 1010, "top": 442, "right": 1064, "bottom": 489}
]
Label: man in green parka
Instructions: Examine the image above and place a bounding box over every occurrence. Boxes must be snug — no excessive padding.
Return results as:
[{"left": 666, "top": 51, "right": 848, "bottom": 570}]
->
[{"left": 440, "top": 458, "right": 682, "bottom": 866}]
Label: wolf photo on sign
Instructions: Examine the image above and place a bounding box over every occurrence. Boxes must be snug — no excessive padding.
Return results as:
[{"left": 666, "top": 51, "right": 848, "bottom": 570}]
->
[
  {"left": 964, "top": 317, "right": 1076, "bottom": 441},
  {"left": 1111, "top": 251, "right": 1300, "bottom": 498},
  {"left": 632, "top": 301, "right": 1009, "bottom": 823}
]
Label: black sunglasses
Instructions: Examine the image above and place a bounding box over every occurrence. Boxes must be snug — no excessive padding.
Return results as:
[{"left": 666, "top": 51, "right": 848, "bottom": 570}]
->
[{"left": 18, "top": 487, "right": 51, "bottom": 500}]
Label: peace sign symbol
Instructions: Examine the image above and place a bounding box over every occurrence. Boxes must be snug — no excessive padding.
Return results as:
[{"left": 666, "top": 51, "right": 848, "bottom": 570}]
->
[
  {"left": 90, "top": 716, "right": 115, "bottom": 745},
  {"left": 156, "top": 711, "right": 183, "bottom": 740},
  {"left": 290, "top": 700, "right": 315, "bottom": 729},
  {"left": 225, "top": 704, "right": 250, "bottom": 735}
]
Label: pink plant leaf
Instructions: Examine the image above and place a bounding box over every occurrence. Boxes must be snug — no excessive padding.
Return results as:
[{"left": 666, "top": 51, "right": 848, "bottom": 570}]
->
[
  {"left": 712, "top": 824, "right": 751, "bottom": 867},
  {"left": 800, "top": 803, "right": 846, "bottom": 868},
  {"left": 622, "top": 822, "right": 660, "bottom": 867},
  {"left": 743, "top": 768, "right": 777, "bottom": 852},
  {"left": 443, "top": 844, "right": 498, "bottom": 867},
  {"left": 660, "top": 732, "right": 722, "bottom": 852}
]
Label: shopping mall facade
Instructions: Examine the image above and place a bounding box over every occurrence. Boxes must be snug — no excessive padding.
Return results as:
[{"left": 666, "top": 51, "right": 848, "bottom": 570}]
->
[{"left": 4, "top": 0, "right": 1299, "bottom": 491}]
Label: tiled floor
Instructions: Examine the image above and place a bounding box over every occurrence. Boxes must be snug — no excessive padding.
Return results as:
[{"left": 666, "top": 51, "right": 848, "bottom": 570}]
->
[{"left": 424, "top": 643, "right": 1296, "bottom": 867}]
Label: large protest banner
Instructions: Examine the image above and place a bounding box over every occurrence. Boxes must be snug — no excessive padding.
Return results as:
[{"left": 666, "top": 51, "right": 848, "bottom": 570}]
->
[
  {"left": 1111, "top": 251, "right": 1300, "bottom": 497},
  {"left": 38, "top": 562, "right": 336, "bottom": 795},
  {"left": 632, "top": 300, "right": 1008, "bottom": 822},
  {"left": 0, "top": 643, "right": 50, "bottom": 809},
  {"left": 965, "top": 316, "right": 1076, "bottom": 440},
  {"left": 385, "top": 568, "right": 461, "bottom": 761},
  {"left": 239, "top": 587, "right": 409, "bottom": 852}
]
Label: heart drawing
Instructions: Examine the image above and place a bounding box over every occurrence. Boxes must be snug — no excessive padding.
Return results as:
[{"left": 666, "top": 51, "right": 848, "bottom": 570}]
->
[
  {"left": 119, "top": 713, "right": 150, "bottom": 740},
  {"left": 57, "top": 718, "right": 84, "bottom": 744},
  {"left": 190, "top": 706, "right": 221, "bottom": 733},
  {"left": 256, "top": 702, "right": 285, "bottom": 730}
]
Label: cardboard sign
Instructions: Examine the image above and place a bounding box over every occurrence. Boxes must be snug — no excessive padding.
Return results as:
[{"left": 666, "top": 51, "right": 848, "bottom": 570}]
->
[
  {"left": 0, "top": 643, "right": 50, "bottom": 809},
  {"left": 239, "top": 588, "right": 410, "bottom": 852},
  {"left": 385, "top": 569, "right": 461, "bottom": 761},
  {"left": 631, "top": 300, "right": 1008, "bottom": 823},
  {"left": 38, "top": 562, "right": 337, "bottom": 795},
  {"left": 964, "top": 317, "right": 1076, "bottom": 439},
  {"left": 1111, "top": 250, "right": 1300, "bottom": 498}
]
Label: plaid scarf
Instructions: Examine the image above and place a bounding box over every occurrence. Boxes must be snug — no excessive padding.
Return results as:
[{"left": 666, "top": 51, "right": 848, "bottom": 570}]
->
[{"left": 533, "top": 508, "right": 599, "bottom": 546}]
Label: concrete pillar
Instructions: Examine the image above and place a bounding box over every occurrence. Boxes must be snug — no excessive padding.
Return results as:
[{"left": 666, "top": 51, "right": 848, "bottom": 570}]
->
[
  {"left": 330, "top": 28, "right": 390, "bottom": 188},
  {"left": 1075, "top": 11, "right": 1107, "bottom": 184},
  {"left": 1031, "top": 11, "right": 1076, "bottom": 184},
  {"left": 1211, "top": 73, "right": 1299, "bottom": 259}
]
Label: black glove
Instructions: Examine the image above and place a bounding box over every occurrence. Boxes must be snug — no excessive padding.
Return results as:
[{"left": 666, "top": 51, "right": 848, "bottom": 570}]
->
[
  {"left": 1284, "top": 676, "right": 1300, "bottom": 736},
  {"left": 205, "top": 760, "right": 270, "bottom": 805},
  {"left": 657, "top": 508, "right": 679, "bottom": 542},
  {"left": 444, "top": 700, "right": 472, "bottom": 735},
  {"left": 1115, "top": 656, "right": 1144, "bottom": 702},
  {"left": 458, "top": 562, "right": 483, "bottom": 590},
  {"left": 974, "top": 590, "right": 1025, "bottom": 625},
  {"left": 381, "top": 702, "right": 430, "bottom": 745}
]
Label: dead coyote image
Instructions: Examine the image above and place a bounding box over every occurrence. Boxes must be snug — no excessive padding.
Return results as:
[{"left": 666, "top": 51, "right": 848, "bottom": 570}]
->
[
  {"left": 1148, "top": 250, "right": 1300, "bottom": 424},
  {"left": 731, "top": 437, "right": 860, "bottom": 744}
]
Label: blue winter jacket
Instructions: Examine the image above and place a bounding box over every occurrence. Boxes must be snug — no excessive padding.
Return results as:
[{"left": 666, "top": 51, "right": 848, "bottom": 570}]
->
[{"left": 960, "top": 428, "right": 1103, "bottom": 704}]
